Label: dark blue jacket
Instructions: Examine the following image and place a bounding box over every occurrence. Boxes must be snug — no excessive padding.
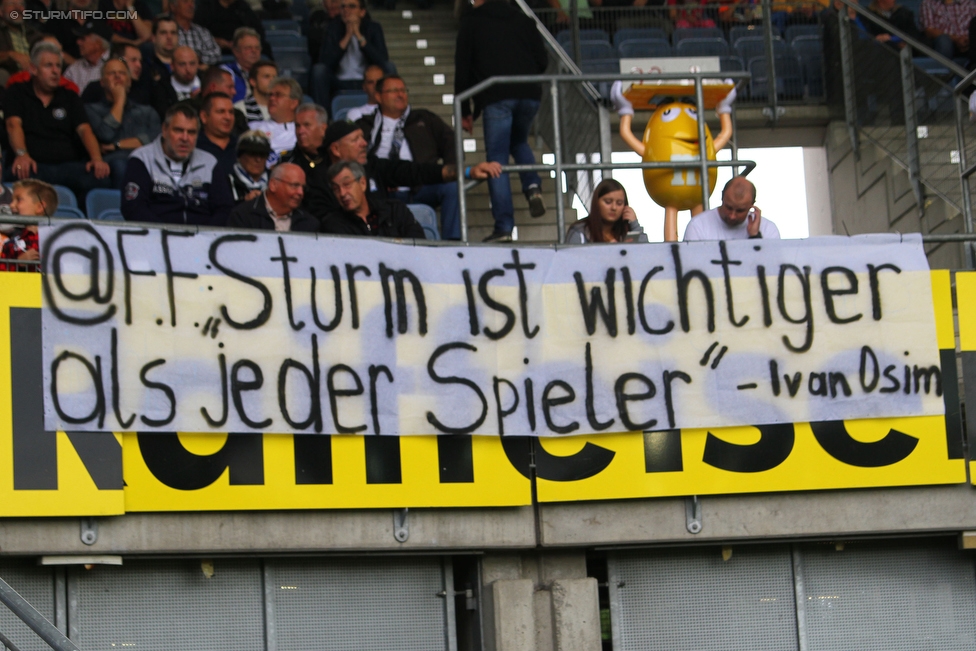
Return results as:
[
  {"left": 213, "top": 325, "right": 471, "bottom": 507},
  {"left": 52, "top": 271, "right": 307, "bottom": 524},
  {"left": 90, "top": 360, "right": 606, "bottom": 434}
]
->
[
  {"left": 319, "top": 17, "right": 389, "bottom": 73},
  {"left": 121, "top": 137, "right": 233, "bottom": 226}
]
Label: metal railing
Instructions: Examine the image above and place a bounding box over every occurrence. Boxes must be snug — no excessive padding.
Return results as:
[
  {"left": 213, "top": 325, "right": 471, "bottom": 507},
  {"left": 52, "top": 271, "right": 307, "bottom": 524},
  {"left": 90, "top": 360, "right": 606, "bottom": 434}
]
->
[
  {"left": 453, "top": 70, "right": 757, "bottom": 242},
  {"left": 0, "top": 576, "right": 79, "bottom": 651}
]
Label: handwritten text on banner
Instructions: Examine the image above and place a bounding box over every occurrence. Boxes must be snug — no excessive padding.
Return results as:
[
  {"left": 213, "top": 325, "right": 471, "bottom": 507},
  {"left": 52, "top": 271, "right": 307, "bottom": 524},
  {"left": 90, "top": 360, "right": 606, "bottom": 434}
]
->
[{"left": 39, "top": 225, "right": 943, "bottom": 436}]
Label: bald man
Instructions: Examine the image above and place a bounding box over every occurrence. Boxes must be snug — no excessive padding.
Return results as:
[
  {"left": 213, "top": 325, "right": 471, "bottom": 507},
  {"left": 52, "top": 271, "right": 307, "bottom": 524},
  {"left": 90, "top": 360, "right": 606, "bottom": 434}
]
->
[
  {"left": 683, "top": 177, "right": 780, "bottom": 241},
  {"left": 228, "top": 162, "right": 319, "bottom": 232}
]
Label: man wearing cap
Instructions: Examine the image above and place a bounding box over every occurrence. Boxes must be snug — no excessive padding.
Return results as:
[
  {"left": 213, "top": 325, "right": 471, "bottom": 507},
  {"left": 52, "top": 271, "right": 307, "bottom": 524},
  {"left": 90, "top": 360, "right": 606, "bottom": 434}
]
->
[
  {"left": 63, "top": 27, "right": 108, "bottom": 90},
  {"left": 229, "top": 162, "right": 318, "bottom": 232},
  {"left": 229, "top": 129, "right": 268, "bottom": 202},
  {"left": 121, "top": 102, "right": 232, "bottom": 225},
  {"left": 308, "top": 119, "right": 501, "bottom": 221},
  {"left": 85, "top": 57, "right": 161, "bottom": 187}
]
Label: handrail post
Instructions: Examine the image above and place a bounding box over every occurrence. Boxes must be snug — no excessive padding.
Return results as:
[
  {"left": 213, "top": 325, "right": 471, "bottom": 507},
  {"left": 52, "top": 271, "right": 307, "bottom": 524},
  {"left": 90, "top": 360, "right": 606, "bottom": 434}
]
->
[
  {"left": 900, "top": 46, "right": 925, "bottom": 217},
  {"left": 761, "top": 0, "right": 780, "bottom": 124},
  {"left": 837, "top": 10, "right": 860, "bottom": 156},
  {"left": 598, "top": 103, "right": 612, "bottom": 180},
  {"left": 695, "top": 73, "right": 710, "bottom": 210},
  {"left": 954, "top": 90, "right": 975, "bottom": 268},
  {"left": 551, "top": 78, "right": 566, "bottom": 243},
  {"left": 453, "top": 96, "right": 468, "bottom": 243}
]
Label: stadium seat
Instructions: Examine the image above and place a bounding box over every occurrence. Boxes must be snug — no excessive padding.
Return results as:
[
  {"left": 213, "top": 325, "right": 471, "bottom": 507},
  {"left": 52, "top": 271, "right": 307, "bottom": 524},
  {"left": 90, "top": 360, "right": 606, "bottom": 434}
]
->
[
  {"left": 613, "top": 27, "right": 668, "bottom": 49},
  {"left": 580, "top": 58, "right": 620, "bottom": 99},
  {"left": 914, "top": 57, "right": 951, "bottom": 76},
  {"left": 673, "top": 27, "right": 725, "bottom": 45},
  {"left": 791, "top": 36, "right": 824, "bottom": 98},
  {"left": 617, "top": 38, "right": 672, "bottom": 58},
  {"left": 720, "top": 54, "right": 745, "bottom": 72},
  {"left": 556, "top": 29, "right": 611, "bottom": 47},
  {"left": 675, "top": 37, "right": 730, "bottom": 57},
  {"left": 52, "top": 184, "right": 77, "bottom": 209},
  {"left": 85, "top": 188, "right": 121, "bottom": 220},
  {"left": 735, "top": 36, "right": 787, "bottom": 62},
  {"left": 94, "top": 209, "right": 124, "bottom": 221},
  {"left": 748, "top": 55, "right": 804, "bottom": 99},
  {"left": 785, "top": 24, "right": 823, "bottom": 44},
  {"left": 729, "top": 25, "right": 763, "bottom": 46},
  {"left": 578, "top": 40, "right": 617, "bottom": 61},
  {"left": 332, "top": 93, "right": 368, "bottom": 122},
  {"left": 262, "top": 19, "right": 301, "bottom": 34},
  {"left": 274, "top": 47, "right": 310, "bottom": 89},
  {"left": 53, "top": 206, "right": 86, "bottom": 219},
  {"left": 268, "top": 32, "right": 308, "bottom": 51},
  {"left": 407, "top": 204, "right": 439, "bottom": 240}
]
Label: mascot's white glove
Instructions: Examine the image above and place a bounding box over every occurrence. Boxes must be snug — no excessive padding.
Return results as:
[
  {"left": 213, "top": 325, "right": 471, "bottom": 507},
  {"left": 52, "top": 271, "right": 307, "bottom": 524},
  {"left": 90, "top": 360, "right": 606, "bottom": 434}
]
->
[
  {"left": 716, "top": 80, "right": 737, "bottom": 115},
  {"left": 611, "top": 81, "right": 634, "bottom": 117}
]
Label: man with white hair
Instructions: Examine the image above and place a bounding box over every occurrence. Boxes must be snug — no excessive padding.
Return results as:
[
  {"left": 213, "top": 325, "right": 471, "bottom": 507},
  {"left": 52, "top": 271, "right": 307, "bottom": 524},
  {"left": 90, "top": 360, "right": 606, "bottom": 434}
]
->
[
  {"left": 63, "top": 27, "right": 109, "bottom": 90},
  {"left": 248, "top": 76, "right": 300, "bottom": 165}
]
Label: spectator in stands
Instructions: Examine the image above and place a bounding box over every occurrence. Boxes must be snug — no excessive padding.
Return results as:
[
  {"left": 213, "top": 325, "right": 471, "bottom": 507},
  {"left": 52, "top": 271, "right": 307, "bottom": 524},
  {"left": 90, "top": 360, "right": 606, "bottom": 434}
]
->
[
  {"left": 224, "top": 26, "right": 261, "bottom": 102},
  {"left": 6, "top": 41, "right": 110, "bottom": 201},
  {"left": 866, "top": 0, "right": 923, "bottom": 47},
  {"left": 921, "top": 0, "right": 976, "bottom": 58},
  {"left": 248, "top": 76, "right": 299, "bottom": 164},
  {"left": 668, "top": 0, "right": 717, "bottom": 28},
  {"left": 188, "top": 64, "right": 248, "bottom": 133},
  {"left": 0, "top": 179, "right": 55, "bottom": 271},
  {"left": 307, "top": 0, "right": 340, "bottom": 66},
  {"left": 121, "top": 103, "right": 232, "bottom": 224},
  {"left": 322, "top": 160, "right": 425, "bottom": 238},
  {"left": 357, "top": 74, "right": 462, "bottom": 239},
  {"left": 99, "top": 0, "right": 153, "bottom": 46},
  {"left": 64, "top": 28, "right": 109, "bottom": 91},
  {"left": 235, "top": 58, "right": 275, "bottom": 122},
  {"left": 683, "top": 177, "right": 780, "bottom": 240},
  {"left": 170, "top": 0, "right": 221, "bottom": 66},
  {"left": 196, "top": 91, "right": 237, "bottom": 166},
  {"left": 345, "top": 63, "right": 383, "bottom": 122},
  {"left": 169, "top": 45, "right": 200, "bottom": 99},
  {"left": 42, "top": 0, "right": 112, "bottom": 65},
  {"left": 80, "top": 43, "right": 150, "bottom": 104},
  {"left": 287, "top": 103, "right": 327, "bottom": 168},
  {"left": 0, "top": 0, "right": 41, "bottom": 86},
  {"left": 195, "top": 0, "right": 269, "bottom": 56},
  {"left": 455, "top": 0, "right": 548, "bottom": 242},
  {"left": 229, "top": 128, "right": 268, "bottom": 202},
  {"left": 228, "top": 162, "right": 318, "bottom": 231},
  {"left": 314, "top": 0, "right": 389, "bottom": 105},
  {"left": 85, "top": 57, "right": 161, "bottom": 186},
  {"left": 146, "top": 15, "right": 178, "bottom": 90},
  {"left": 566, "top": 179, "right": 646, "bottom": 243}
]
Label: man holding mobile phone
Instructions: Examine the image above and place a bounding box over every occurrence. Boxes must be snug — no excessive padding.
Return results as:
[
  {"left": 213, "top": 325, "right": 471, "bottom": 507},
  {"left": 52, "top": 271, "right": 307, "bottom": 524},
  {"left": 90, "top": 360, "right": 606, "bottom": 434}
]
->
[{"left": 683, "top": 176, "right": 781, "bottom": 241}]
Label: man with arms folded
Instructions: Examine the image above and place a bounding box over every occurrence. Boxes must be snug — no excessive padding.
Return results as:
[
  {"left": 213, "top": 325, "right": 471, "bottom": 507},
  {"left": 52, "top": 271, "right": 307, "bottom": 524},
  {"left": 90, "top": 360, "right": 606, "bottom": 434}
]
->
[
  {"left": 683, "top": 177, "right": 780, "bottom": 241},
  {"left": 121, "top": 102, "right": 232, "bottom": 225}
]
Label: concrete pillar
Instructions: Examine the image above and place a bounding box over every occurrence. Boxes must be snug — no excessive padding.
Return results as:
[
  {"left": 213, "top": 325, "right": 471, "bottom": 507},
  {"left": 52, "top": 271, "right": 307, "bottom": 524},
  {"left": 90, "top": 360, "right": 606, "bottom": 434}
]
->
[
  {"left": 551, "top": 579, "right": 601, "bottom": 651},
  {"left": 491, "top": 579, "right": 536, "bottom": 651}
]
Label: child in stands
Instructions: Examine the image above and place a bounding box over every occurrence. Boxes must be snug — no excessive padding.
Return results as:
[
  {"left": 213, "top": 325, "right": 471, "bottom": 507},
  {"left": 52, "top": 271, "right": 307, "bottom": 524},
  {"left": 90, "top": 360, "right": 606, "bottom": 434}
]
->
[{"left": 0, "top": 180, "right": 58, "bottom": 272}]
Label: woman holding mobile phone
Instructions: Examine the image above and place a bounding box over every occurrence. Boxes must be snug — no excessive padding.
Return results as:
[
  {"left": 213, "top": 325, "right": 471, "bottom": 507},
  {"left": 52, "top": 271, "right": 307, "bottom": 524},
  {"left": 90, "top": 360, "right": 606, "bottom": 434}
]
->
[{"left": 566, "top": 179, "right": 647, "bottom": 244}]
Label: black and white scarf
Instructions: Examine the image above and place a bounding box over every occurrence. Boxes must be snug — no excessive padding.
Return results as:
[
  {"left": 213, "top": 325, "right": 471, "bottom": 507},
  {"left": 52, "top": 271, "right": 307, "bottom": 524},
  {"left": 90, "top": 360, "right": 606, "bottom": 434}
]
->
[{"left": 368, "top": 107, "right": 410, "bottom": 160}]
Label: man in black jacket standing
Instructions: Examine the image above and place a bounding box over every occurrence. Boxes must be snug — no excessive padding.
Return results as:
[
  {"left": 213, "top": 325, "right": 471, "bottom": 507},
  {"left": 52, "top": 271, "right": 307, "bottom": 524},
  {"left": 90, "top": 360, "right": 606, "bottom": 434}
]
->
[
  {"left": 321, "top": 160, "right": 425, "bottom": 238},
  {"left": 455, "top": 0, "right": 549, "bottom": 242},
  {"left": 228, "top": 162, "right": 319, "bottom": 232}
]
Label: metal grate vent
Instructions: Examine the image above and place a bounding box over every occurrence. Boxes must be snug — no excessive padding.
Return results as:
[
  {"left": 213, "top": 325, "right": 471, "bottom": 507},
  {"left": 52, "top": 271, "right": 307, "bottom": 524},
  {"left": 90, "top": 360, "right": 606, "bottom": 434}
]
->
[
  {"left": 799, "top": 540, "right": 976, "bottom": 651},
  {"left": 266, "top": 557, "right": 446, "bottom": 651},
  {"left": 68, "top": 559, "right": 264, "bottom": 651},
  {"left": 608, "top": 546, "right": 798, "bottom": 651},
  {"left": 0, "top": 560, "right": 55, "bottom": 651}
]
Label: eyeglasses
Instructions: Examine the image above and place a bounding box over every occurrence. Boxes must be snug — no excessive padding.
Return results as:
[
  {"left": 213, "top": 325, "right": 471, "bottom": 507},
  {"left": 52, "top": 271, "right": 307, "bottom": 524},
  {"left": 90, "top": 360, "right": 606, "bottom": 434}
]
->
[{"left": 382, "top": 87, "right": 408, "bottom": 94}]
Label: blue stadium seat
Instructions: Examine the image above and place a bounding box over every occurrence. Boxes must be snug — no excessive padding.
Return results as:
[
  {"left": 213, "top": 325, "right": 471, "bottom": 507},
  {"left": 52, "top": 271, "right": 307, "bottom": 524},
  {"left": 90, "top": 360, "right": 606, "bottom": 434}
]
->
[
  {"left": 556, "top": 29, "right": 611, "bottom": 47},
  {"left": 729, "top": 25, "right": 762, "bottom": 46},
  {"left": 85, "top": 188, "right": 121, "bottom": 220},
  {"left": 581, "top": 58, "right": 620, "bottom": 99},
  {"left": 735, "top": 36, "right": 787, "bottom": 61},
  {"left": 52, "top": 184, "right": 77, "bottom": 209},
  {"left": 617, "top": 38, "right": 672, "bottom": 58},
  {"left": 613, "top": 27, "right": 668, "bottom": 49},
  {"left": 915, "top": 56, "right": 951, "bottom": 76},
  {"left": 748, "top": 55, "right": 804, "bottom": 99},
  {"left": 94, "top": 209, "right": 124, "bottom": 221},
  {"left": 262, "top": 19, "right": 301, "bottom": 34},
  {"left": 268, "top": 32, "right": 308, "bottom": 50},
  {"left": 675, "top": 37, "right": 730, "bottom": 57},
  {"left": 274, "top": 47, "right": 310, "bottom": 89},
  {"left": 785, "top": 24, "right": 823, "bottom": 44},
  {"left": 578, "top": 40, "right": 617, "bottom": 61},
  {"left": 407, "top": 204, "right": 439, "bottom": 240},
  {"left": 791, "top": 36, "right": 824, "bottom": 98},
  {"left": 332, "top": 93, "right": 368, "bottom": 122},
  {"left": 291, "top": 0, "right": 309, "bottom": 21},
  {"left": 720, "top": 54, "right": 745, "bottom": 72},
  {"left": 53, "top": 206, "right": 86, "bottom": 220},
  {"left": 673, "top": 27, "right": 725, "bottom": 44}
]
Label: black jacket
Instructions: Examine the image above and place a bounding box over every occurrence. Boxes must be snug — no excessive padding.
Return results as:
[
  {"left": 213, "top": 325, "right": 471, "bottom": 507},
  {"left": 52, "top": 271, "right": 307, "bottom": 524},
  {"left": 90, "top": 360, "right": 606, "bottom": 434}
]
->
[
  {"left": 321, "top": 196, "right": 426, "bottom": 238},
  {"left": 357, "top": 107, "right": 456, "bottom": 166},
  {"left": 227, "top": 194, "right": 320, "bottom": 232},
  {"left": 454, "top": 0, "right": 548, "bottom": 119},
  {"left": 319, "top": 16, "right": 389, "bottom": 73}
]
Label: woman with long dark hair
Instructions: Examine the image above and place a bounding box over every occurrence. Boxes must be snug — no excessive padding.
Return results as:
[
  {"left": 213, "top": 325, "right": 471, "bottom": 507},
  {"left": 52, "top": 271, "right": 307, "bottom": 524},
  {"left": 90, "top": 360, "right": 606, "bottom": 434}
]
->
[{"left": 566, "top": 178, "right": 646, "bottom": 244}]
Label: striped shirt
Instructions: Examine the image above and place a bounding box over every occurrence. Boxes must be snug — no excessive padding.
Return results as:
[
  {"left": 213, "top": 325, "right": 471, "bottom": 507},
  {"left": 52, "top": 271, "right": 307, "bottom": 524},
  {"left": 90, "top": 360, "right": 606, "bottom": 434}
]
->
[
  {"left": 178, "top": 22, "right": 222, "bottom": 65},
  {"left": 920, "top": 0, "right": 976, "bottom": 37}
]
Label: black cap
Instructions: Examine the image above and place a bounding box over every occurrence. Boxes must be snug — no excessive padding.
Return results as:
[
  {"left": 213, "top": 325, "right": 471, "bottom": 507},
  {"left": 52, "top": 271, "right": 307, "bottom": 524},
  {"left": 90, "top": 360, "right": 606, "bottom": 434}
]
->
[
  {"left": 236, "top": 130, "right": 272, "bottom": 157},
  {"left": 321, "top": 120, "right": 361, "bottom": 153}
]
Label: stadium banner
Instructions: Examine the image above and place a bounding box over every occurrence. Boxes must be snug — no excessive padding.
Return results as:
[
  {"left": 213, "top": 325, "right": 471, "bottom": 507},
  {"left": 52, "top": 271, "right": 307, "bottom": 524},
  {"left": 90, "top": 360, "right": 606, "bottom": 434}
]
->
[
  {"left": 0, "top": 271, "right": 965, "bottom": 515},
  {"left": 40, "top": 224, "right": 943, "bottom": 437}
]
